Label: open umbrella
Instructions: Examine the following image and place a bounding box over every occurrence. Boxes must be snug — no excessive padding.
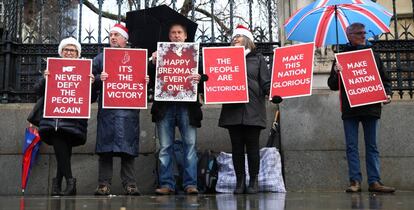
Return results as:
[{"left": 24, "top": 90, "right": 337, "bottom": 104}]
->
[
  {"left": 284, "top": 0, "right": 392, "bottom": 48},
  {"left": 21, "top": 127, "right": 42, "bottom": 193},
  {"left": 126, "top": 4, "right": 198, "bottom": 54}
]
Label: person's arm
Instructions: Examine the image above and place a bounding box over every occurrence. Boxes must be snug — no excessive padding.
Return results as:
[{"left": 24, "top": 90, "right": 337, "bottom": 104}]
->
[
  {"left": 258, "top": 54, "right": 271, "bottom": 95},
  {"left": 327, "top": 60, "right": 340, "bottom": 91}
]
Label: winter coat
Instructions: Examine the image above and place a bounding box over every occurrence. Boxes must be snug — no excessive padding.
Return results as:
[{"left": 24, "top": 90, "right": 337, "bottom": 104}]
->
[
  {"left": 327, "top": 44, "right": 392, "bottom": 120},
  {"left": 92, "top": 53, "right": 140, "bottom": 156},
  {"left": 219, "top": 51, "right": 271, "bottom": 129},
  {"left": 35, "top": 78, "right": 88, "bottom": 147}
]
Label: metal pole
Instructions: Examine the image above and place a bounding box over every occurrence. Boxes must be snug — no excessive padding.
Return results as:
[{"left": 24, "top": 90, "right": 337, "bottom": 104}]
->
[
  {"left": 210, "top": 0, "right": 215, "bottom": 42},
  {"left": 335, "top": 5, "right": 339, "bottom": 52},
  {"left": 97, "top": 0, "right": 104, "bottom": 44},
  {"left": 79, "top": 0, "right": 83, "bottom": 42}
]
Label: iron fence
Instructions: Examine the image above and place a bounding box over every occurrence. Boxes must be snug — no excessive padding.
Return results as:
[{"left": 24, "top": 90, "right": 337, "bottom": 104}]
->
[{"left": 1, "top": 0, "right": 413, "bottom": 102}]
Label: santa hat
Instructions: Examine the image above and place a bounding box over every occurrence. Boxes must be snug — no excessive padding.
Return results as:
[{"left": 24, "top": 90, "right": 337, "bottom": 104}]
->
[
  {"left": 58, "top": 37, "right": 81, "bottom": 57},
  {"left": 110, "top": 23, "right": 129, "bottom": 40},
  {"left": 232, "top": 25, "right": 254, "bottom": 41}
]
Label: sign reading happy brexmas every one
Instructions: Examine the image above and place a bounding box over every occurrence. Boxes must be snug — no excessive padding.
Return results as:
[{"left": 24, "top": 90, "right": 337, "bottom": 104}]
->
[
  {"left": 103, "top": 48, "right": 147, "bottom": 109},
  {"left": 155, "top": 42, "right": 199, "bottom": 102},
  {"left": 335, "top": 48, "right": 387, "bottom": 107},
  {"left": 203, "top": 46, "right": 248, "bottom": 104},
  {"left": 44, "top": 58, "right": 92, "bottom": 118},
  {"left": 270, "top": 42, "right": 314, "bottom": 99}
]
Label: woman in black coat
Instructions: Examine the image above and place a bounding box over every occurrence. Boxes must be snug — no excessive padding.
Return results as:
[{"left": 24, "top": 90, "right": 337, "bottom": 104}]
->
[
  {"left": 218, "top": 25, "right": 272, "bottom": 194},
  {"left": 36, "top": 37, "right": 93, "bottom": 196}
]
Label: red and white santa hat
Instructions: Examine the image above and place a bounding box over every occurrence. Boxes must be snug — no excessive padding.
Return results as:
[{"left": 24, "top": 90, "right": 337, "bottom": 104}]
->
[
  {"left": 110, "top": 23, "right": 129, "bottom": 40},
  {"left": 58, "top": 37, "right": 81, "bottom": 57},
  {"left": 232, "top": 25, "right": 254, "bottom": 41}
]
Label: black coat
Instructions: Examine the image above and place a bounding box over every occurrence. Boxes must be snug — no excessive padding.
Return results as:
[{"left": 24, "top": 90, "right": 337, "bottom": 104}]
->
[
  {"left": 92, "top": 53, "right": 140, "bottom": 156},
  {"left": 218, "top": 51, "right": 271, "bottom": 129},
  {"left": 35, "top": 78, "right": 88, "bottom": 147},
  {"left": 327, "top": 44, "right": 392, "bottom": 120}
]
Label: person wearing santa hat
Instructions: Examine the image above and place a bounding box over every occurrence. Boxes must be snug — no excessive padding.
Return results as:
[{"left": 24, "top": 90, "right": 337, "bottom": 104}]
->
[
  {"left": 92, "top": 23, "right": 143, "bottom": 196},
  {"left": 219, "top": 25, "right": 281, "bottom": 194},
  {"left": 35, "top": 37, "right": 94, "bottom": 196}
]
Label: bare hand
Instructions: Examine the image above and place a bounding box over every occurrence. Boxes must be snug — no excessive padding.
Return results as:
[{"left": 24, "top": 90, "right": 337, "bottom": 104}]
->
[
  {"left": 101, "top": 72, "right": 108, "bottom": 81},
  {"left": 43, "top": 70, "right": 50, "bottom": 78},
  {"left": 383, "top": 95, "right": 392, "bottom": 105},
  {"left": 188, "top": 74, "right": 201, "bottom": 84},
  {"left": 145, "top": 75, "right": 150, "bottom": 84},
  {"left": 151, "top": 52, "right": 157, "bottom": 64},
  {"left": 335, "top": 63, "right": 343, "bottom": 73},
  {"left": 90, "top": 74, "right": 95, "bottom": 83}
]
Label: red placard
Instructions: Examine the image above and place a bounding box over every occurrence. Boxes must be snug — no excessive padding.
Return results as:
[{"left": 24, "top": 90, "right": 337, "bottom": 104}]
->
[
  {"left": 203, "top": 46, "right": 248, "bottom": 104},
  {"left": 270, "top": 42, "right": 314, "bottom": 99},
  {"left": 44, "top": 58, "right": 92, "bottom": 118},
  {"left": 335, "top": 49, "right": 387, "bottom": 107},
  {"left": 103, "top": 48, "right": 147, "bottom": 109},
  {"left": 155, "top": 42, "right": 199, "bottom": 102}
]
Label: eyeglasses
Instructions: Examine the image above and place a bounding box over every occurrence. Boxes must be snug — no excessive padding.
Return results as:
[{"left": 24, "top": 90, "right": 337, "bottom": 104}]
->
[
  {"left": 233, "top": 34, "right": 243, "bottom": 39},
  {"left": 63, "top": 48, "right": 77, "bottom": 53},
  {"left": 350, "top": 31, "right": 367, "bottom": 35}
]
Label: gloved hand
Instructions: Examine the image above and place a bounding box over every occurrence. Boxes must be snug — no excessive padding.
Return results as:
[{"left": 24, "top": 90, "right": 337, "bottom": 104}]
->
[
  {"left": 200, "top": 74, "right": 209, "bottom": 82},
  {"left": 271, "top": 95, "right": 283, "bottom": 104}
]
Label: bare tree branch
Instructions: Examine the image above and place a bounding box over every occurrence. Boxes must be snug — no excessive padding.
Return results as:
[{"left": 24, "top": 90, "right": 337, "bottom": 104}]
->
[{"left": 83, "top": 0, "right": 126, "bottom": 22}]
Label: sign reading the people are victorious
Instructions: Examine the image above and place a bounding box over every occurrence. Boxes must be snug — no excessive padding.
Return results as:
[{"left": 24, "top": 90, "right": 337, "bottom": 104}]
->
[
  {"left": 270, "top": 42, "right": 314, "bottom": 99},
  {"left": 44, "top": 58, "right": 92, "bottom": 118},
  {"left": 203, "top": 46, "right": 248, "bottom": 104},
  {"left": 103, "top": 48, "right": 147, "bottom": 109},
  {"left": 335, "top": 48, "right": 387, "bottom": 107},
  {"left": 154, "top": 42, "right": 199, "bottom": 102}
]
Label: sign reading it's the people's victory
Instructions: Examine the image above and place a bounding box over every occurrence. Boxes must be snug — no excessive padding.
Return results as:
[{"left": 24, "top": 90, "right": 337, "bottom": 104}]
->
[{"left": 103, "top": 48, "right": 147, "bottom": 109}]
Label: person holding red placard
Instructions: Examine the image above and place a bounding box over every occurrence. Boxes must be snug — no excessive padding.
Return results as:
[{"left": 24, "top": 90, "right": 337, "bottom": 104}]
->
[
  {"left": 150, "top": 23, "right": 207, "bottom": 195},
  {"left": 328, "top": 23, "right": 394, "bottom": 193},
  {"left": 218, "top": 25, "right": 281, "bottom": 194},
  {"left": 92, "top": 24, "right": 143, "bottom": 196},
  {"left": 36, "top": 37, "right": 94, "bottom": 196}
]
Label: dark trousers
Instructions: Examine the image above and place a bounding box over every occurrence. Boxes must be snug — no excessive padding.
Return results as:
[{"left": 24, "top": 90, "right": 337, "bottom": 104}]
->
[
  {"left": 98, "top": 153, "right": 137, "bottom": 187},
  {"left": 228, "top": 125, "right": 261, "bottom": 178},
  {"left": 51, "top": 133, "right": 73, "bottom": 181}
]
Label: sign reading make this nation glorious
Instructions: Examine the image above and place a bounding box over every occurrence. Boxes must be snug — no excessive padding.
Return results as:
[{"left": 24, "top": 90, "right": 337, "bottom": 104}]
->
[
  {"left": 44, "top": 58, "right": 92, "bottom": 118},
  {"left": 103, "top": 48, "right": 147, "bottom": 109},
  {"left": 335, "top": 48, "right": 387, "bottom": 107},
  {"left": 270, "top": 42, "right": 314, "bottom": 99},
  {"left": 203, "top": 46, "right": 248, "bottom": 104},
  {"left": 155, "top": 42, "right": 199, "bottom": 102}
]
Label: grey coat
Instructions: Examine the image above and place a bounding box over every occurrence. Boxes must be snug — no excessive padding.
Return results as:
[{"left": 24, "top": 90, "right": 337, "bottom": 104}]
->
[
  {"left": 219, "top": 51, "right": 271, "bottom": 129},
  {"left": 92, "top": 53, "right": 140, "bottom": 157}
]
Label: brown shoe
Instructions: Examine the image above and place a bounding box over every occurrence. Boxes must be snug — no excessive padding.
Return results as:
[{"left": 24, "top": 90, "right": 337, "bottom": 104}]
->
[
  {"left": 345, "top": 181, "right": 361, "bottom": 193},
  {"left": 185, "top": 187, "right": 199, "bottom": 195},
  {"left": 368, "top": 182, "right": 395, "bottom": 193},
  {"left": 155, "top": 187, "right": 174, "bottom": 195}
]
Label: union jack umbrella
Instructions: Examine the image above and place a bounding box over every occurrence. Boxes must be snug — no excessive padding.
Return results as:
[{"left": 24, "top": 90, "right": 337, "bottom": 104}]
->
[
  {"left": 284, "top": 0, "right": 392, "bottom": 48},
  {"left": 21, "top": 127, "right": 42, "bottom": 193}
]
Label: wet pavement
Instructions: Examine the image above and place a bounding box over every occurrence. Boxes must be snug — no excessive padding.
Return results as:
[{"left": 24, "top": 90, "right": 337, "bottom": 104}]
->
[{"left": 1, "top": 192, "right": 413, "bottom": 210}]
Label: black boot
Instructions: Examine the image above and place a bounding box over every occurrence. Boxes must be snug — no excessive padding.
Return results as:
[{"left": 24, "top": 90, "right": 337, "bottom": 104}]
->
[
  {"left": 233, "top": 175, "right": 246, "bottom": 194},
  {"left": 51, "top": 178, "right": 62, "bottom": 196},
  {"left": 62, "top": 178, "right": 76, "bottom": 196},
  {"left": 246, "top": 176, "right": 258, "bottom": 194}
]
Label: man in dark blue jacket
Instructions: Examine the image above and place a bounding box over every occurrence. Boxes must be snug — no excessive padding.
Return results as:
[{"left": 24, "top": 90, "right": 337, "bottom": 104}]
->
[
  {"left": 92, "top": 24, "right": 141, "bottom": 196},
  {"left": 328, "top": 23, "right": 395, "bottom": 193}
]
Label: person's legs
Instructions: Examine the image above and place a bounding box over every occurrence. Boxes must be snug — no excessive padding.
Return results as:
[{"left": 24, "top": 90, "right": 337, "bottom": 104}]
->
[
  {"left": 228, "top": 125, "right": 246, "bottom": 194},
  {"left": 244, "top": 126, "right": 261, "bottom": 194},
  {"left": 52, "top": 134, "right": 73, "bottom": 180},
  {"left": 177, "top": 105, "right": 198, "bottom": 193},
  {"left": 120, "top": 155, "right": 137, "bottom": 187},
  {"left": 95, "top": 153, "right": 113, "bottom": 195},
  {"left": 156, "top": 105, "right": 176, "bottom": 193},
  {"left": 361, "top": 117, "right": 380, "bottom": 185},
  {"left": 343, "top": 118, "right": 362, "bottom": 183}
]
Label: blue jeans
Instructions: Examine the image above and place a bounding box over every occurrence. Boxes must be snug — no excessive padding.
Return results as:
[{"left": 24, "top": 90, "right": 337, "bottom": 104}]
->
[
  {"left": 156, "top": 104, "right": 198, "bottom": 190},
  {"left": 343, "top": 117, "right": 381, "bottom": 185}
]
